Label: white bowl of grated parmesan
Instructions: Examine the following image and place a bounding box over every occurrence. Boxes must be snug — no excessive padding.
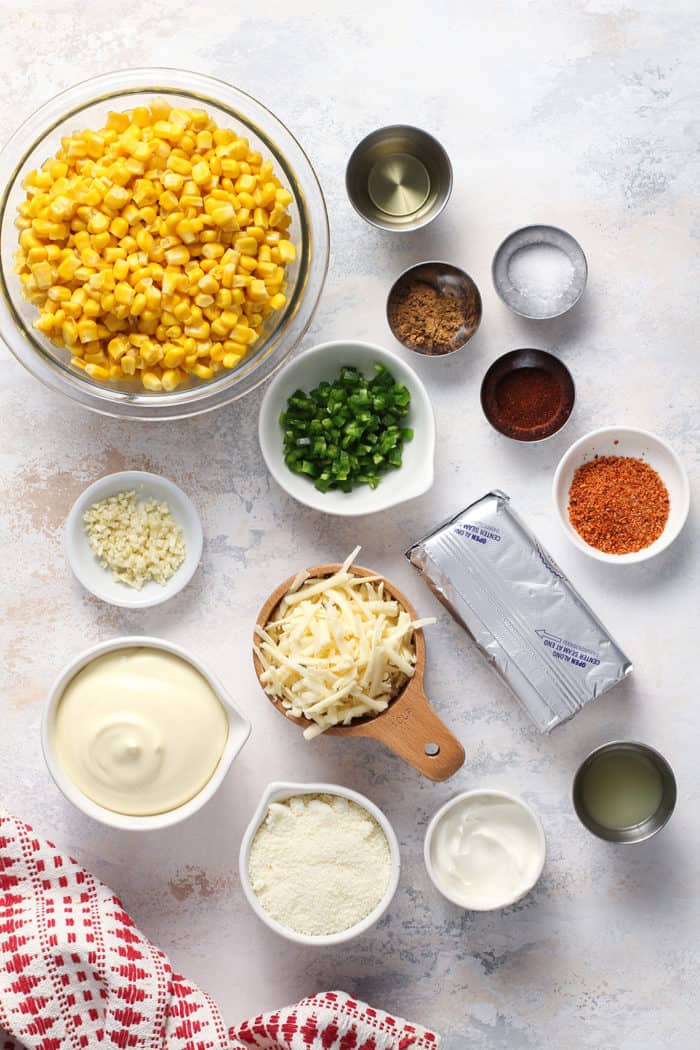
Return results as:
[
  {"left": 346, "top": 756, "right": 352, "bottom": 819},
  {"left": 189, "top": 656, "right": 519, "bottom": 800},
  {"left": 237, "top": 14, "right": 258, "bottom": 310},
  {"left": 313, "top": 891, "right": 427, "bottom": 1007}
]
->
[
  {"left": 65, "top": 470, "right": 203, "bottom": 608},
  {"left": 239, "top": 781, "right": 401, "bottom": 945}
]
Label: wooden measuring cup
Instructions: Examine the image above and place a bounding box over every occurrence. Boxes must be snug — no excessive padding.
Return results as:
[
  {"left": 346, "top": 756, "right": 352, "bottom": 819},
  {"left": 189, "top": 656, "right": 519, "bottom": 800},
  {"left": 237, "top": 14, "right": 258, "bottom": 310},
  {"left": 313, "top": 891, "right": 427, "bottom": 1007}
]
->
[{"left": 253, "top": 563, "right": 465, "bottom": 781}]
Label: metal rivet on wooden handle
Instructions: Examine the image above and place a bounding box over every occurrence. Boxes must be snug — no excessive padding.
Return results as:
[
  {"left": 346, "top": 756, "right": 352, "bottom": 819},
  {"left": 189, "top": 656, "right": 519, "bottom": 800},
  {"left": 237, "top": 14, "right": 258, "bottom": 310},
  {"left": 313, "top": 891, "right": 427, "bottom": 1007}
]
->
[{"left": 351, "top": 675, "right": 465, "bottom": 781}]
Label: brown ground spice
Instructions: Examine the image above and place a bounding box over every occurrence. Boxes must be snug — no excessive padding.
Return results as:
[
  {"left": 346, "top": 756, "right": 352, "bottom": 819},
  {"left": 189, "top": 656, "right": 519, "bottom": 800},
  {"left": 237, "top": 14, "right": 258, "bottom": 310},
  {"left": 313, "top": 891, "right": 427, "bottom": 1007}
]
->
[
  {"left": 388, "top": 280, "right": 477, "bottom": 354},
  {"left": 568, "top": 455, "right": 669, "bottom": 554}
]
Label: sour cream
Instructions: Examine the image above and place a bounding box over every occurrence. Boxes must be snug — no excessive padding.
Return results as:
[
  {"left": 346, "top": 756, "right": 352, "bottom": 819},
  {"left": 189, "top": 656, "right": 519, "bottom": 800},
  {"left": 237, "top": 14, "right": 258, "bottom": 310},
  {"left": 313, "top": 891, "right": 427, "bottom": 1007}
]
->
[
  {"left": 53, "top": 647, "right": 229, "bottom": 816},
  {"left": 426, "top": 791, "right": 545, "bottom": 910}
]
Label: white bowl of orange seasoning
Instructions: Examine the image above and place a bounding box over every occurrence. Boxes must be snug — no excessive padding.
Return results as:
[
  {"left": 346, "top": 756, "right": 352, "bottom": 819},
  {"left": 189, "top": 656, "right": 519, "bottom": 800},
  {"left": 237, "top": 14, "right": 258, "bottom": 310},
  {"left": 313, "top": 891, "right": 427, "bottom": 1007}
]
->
[
  {"left": 552, "top": 426, "right": 690, "bottom": 564},
  {"left": 41, "top": 636, "right": 251, "bottom": 830}
]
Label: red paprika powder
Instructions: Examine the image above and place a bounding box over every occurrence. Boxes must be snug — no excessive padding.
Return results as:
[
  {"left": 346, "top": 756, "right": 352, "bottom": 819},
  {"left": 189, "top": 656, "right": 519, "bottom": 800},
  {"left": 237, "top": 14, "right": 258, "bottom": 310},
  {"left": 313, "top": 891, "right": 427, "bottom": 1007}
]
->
[{"left": 494, "top": 368, "right": 561, "bottom": 429}]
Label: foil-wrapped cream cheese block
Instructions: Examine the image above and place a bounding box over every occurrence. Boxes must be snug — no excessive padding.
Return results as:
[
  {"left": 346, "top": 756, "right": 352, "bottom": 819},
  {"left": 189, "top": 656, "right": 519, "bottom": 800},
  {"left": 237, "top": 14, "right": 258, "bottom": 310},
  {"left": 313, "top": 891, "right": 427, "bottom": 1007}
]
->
[{"left": 405, "top": 491, "right": 632, "bottom": 732}]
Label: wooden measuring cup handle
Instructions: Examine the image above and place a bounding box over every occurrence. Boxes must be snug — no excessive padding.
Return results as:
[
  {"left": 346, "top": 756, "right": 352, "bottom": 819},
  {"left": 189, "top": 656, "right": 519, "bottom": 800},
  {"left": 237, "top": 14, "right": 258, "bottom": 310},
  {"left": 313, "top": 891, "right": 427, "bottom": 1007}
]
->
[{"left": 354, "top": 678, "right": 465, "bottom": 781}]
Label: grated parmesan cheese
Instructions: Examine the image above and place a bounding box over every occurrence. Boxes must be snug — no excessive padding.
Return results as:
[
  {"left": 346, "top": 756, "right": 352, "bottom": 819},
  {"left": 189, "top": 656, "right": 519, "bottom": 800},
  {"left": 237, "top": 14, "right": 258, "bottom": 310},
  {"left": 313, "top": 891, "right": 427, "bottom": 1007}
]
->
[
  {"left": 254, "top": 548, "right": 435, "bottom": 739},
  {"left": 248, "top": 793, "right": 391, "bottom": 936},
  {"left": 83, "top": 490, "right": 185, "bottom": 590}
]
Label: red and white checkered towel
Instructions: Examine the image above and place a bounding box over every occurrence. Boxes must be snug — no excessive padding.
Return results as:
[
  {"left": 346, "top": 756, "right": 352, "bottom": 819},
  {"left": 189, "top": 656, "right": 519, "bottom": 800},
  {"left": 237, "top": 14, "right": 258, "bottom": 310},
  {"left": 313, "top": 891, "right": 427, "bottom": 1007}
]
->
[{"left": 0, "top": 810, "right": 438, "bottom": 1050}]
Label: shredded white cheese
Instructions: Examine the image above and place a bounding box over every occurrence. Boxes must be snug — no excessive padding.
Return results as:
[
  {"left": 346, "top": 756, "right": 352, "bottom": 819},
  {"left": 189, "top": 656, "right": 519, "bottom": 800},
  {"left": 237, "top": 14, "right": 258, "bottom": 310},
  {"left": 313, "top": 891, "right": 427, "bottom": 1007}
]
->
[
  {"left": 248, "top": 793, "right": 391, "bottom": 936},
  {"left": 254, "top": 547, "right": 435, "bottom": 739},
  {"left": 83, "top": 490, "right": 185, "bottom": 590}
]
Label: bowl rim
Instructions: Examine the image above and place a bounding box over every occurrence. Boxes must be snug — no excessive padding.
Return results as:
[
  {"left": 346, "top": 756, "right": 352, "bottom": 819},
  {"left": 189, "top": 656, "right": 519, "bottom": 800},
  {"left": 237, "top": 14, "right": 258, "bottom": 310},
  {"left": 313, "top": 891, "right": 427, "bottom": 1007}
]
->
[
  {"left": 41, "top": 635, "right": 252, "bottom": 831},
  {"left": 238, "top": 779, "right": 401, "bottom": 945},
  {"left": 571, "top": 739, "right": 677, "bottom": 843},
  {"left": 345, "top": 124, "right": 453, "bottom": 232},
  {"left": 552, "top": 425, "right": 690, "bottom": 563},
  {"left": 491, "top": 222, "right": 588, "bottom": 320},
  {"left": 64, "top": 470, "right": 203, "bottom": 608},
  {"left": 258, "top": 338, "right": 436, "bottom": 516},
  {"left": 386, "top": 259, "right": 482, "bottom": 356},
  {"left": 423, "top": 788, "right": 546, "bottom": 911},
  {"left": 0, "top": 67, "right": 329, "bottom": 419}
]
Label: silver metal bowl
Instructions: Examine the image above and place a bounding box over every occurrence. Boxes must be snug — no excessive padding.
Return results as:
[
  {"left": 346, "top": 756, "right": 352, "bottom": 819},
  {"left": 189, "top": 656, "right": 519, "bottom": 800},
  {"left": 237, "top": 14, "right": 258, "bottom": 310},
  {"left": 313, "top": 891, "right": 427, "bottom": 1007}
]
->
[
  {"left": 492, "top": 224, "right": 587, "bottom": 320},
  {"left": 572, "top": 740, "right": 677, "bottom": 843},
  {"left": 346, "top": 125, "right": 452, "bottom": 232}
]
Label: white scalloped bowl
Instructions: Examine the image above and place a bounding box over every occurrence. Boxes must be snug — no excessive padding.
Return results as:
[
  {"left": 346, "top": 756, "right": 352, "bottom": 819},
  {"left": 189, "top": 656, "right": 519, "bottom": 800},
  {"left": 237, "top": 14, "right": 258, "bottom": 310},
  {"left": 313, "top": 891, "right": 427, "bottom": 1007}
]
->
[
  {"left": 239, "top": 781, "right": 401, "bottom": 945},
  {"left": 258, "top": 340, "right": 435, "bottom": 516}
]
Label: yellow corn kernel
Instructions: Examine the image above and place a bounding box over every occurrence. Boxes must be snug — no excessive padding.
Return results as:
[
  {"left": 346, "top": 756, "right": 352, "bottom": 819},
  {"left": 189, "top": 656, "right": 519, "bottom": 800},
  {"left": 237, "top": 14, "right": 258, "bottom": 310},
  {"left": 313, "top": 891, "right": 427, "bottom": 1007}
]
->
[
  {"left": 190, "top": 362, "right": 213, "bottom": 380},
  {"left": 47, "top": 285, "right": 71, "bottom": 302},
  {"left": 191, "top": 160, "right": 211, "bottom": 186},
  {"left": 141, "top": 371, "right": 163, "bottom": 391},
  {"left": 77, "top": 319, "right": 98, "bottom": 343},
  {"left": 120, "top": 354, "right": 136, "bottom": 375},
  {"left": 85, "top": 363, "right": 110, "bottom": 380},
  {"left": 239, "top": 255, "right": 258, "bottom": 274},
  {"left": 34, "top": 313, "right": 56, "bottom": 333},
  {"left": 140, "top": 341, "right": 163, "bottom": 366},
  {"left": 163, "top": 346, "right": 185, "bottom": 368},
  {"left": 165, "top": 246, "right": 190, "bottom": 266},
  {"left": 32, "top": 261, "right": 54, "bottom": 289},
  {"left": 235, "top": 173, "right": 257, "bottom": 194},
  {"left": 269, "top": 292, "right": 287, "bottom": 311},
  {"left": 277, "top": 239, "right": 296, "bottom": 263},
  {"left": 103, "top": 185, "right": 131, "bottom": 211},
  {"left": 129, "top": 292, "right": 146, "bottom": 317},
  {"left": 248, "top": 279, "right": 269, "bottom": 302},
  {"left": 106, "top": 336, "right": 128, "bottom": 360},
  {"left": 174, "top": 219, "right": 200, "bottom": 245},
  {"left": 198, "top": 274, "right": 219, "bottom": 295},
  {"left": 222, "top": 352, "right": 243, "bottom": 369},
  {"left": 161, "top": 270, "right": 179, "bottom": 296},
  {"left": 114, "top": 282, "right": 134, "bottom": 306},
  {"left": 56, "top": 253, "right": 81, "bottom": 281},
  {"left": 210, "top": 203, "right": 236, "bottom": 227},
  {"left": 160, "top": 368, "right": 182, "bottom": 391},
  {"left": 234, "top": 236, "right": 258, "bottom": 255},
  {"left": 86, "top": 212, "right": 110, "bottom": 234},
  {"left": 109, "top": 216, "right": 129, "bottom": 239},
  {"left": 47, "top": 196, "right": 75, "bottom": 222}
]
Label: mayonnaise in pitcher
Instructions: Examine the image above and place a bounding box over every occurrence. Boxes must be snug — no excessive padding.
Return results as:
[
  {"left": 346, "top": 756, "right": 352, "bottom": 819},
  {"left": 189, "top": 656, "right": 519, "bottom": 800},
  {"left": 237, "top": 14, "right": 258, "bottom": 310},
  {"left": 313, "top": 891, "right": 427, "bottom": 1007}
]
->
[{"left": 53, "top": 647, "right": 228, "bottom": 816}]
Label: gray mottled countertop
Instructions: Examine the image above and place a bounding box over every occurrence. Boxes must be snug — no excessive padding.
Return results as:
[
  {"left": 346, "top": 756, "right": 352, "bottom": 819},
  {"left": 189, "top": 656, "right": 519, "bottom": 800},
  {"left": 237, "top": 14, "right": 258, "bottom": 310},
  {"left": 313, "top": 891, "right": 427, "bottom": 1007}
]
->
[{"left": 1, "top": 2, "right": 698, "bottom": 1047}]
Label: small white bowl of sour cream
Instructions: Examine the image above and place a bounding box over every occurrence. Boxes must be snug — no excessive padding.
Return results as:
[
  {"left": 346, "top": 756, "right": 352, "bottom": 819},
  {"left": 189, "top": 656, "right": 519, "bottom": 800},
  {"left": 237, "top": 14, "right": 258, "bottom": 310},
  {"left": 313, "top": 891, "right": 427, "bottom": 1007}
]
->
[
  {"left": 42, "top": 636, "right": 251, "bottom": 831},
  {"left": 424, "top": 789, "right": 546, "bottom": 911}
]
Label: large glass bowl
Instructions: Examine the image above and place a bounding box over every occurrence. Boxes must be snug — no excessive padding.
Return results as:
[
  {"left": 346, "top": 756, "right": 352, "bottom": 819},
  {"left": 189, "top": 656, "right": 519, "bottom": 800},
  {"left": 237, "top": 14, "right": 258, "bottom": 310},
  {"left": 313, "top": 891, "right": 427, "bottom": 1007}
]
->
[{"left": 0, "top": 69, "right": 329, "bottom": 419}]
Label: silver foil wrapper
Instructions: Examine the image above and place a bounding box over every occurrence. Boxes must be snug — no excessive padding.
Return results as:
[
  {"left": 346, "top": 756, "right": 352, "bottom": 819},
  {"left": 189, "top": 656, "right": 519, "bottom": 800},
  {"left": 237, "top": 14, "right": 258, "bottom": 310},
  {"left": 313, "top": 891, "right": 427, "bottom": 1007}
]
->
[{"left": 405, "top": 490, "right": 632, "bottom": 732}]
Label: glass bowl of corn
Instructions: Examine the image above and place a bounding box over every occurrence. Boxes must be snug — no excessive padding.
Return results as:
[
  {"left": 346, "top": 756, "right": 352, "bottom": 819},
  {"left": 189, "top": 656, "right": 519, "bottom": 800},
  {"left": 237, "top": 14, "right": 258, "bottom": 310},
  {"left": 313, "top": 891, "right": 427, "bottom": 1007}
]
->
[{"left": 0, "top": 68, "right": 329, "bottom": 419}]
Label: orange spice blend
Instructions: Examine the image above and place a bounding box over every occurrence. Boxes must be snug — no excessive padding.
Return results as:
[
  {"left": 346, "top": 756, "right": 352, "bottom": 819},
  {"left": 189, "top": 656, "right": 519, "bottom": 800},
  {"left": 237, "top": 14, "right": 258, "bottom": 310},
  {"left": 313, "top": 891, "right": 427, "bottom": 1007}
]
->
[{"left": 568, "top": 455, "right": 669, "bottom": 554}]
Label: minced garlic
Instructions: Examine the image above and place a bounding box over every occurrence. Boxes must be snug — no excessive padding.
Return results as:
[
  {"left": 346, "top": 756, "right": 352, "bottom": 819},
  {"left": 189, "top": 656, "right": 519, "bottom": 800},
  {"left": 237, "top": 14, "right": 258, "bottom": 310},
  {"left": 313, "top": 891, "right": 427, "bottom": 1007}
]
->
[{"left": 83, "top": 490, "right": 185, "bottom": 589}]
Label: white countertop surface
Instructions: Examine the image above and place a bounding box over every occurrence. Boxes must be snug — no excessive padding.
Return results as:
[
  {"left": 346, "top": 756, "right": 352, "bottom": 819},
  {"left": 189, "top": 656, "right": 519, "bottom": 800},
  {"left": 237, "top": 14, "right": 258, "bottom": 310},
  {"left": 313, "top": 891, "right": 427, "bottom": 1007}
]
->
[{"left": 1, "top": 2, "right": 698, "bottom": 1047}]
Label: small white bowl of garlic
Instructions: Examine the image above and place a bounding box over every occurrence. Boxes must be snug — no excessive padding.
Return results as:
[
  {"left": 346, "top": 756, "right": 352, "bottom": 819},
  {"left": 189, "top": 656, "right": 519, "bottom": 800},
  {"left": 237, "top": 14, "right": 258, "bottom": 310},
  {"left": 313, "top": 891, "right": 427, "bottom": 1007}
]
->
[{"left": 65, "top": 470, "right": 203, "bottom": 608}]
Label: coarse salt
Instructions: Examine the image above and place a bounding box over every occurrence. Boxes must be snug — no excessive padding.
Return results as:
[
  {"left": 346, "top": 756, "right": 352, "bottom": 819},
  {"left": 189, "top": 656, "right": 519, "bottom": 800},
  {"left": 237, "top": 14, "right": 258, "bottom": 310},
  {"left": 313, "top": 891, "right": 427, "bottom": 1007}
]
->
[
  {"left": 507, "top": 243, "right": 575, "bottom": 304},
  {"left": 248, "top": 793, "right": 392, "bottom": 936}
]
